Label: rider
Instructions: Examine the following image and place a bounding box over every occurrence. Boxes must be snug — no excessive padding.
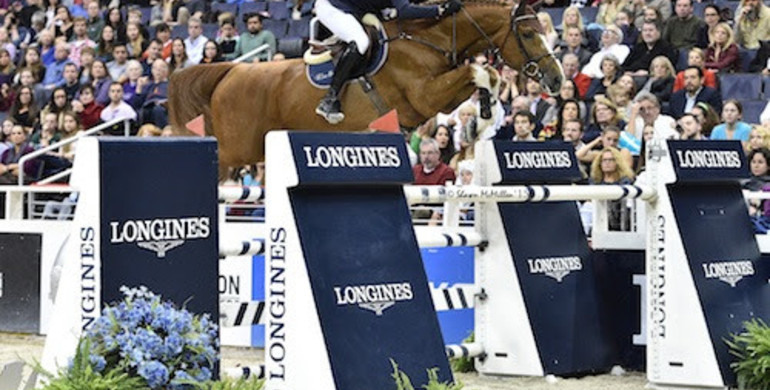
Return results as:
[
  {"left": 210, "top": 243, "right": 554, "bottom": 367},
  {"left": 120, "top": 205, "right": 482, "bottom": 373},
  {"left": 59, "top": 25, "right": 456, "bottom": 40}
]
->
[{"left": 315, "top": 0, "right": 463, "bottom": 124}]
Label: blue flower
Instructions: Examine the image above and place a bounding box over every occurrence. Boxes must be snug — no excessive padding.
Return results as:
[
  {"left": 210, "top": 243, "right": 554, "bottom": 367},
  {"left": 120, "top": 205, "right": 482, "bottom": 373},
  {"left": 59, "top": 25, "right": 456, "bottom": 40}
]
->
[
  {"left": 138, "top": 360, "right": 169, "bottom": 389},
  {"left": 89, "top": 354, "right": 106, "bottom": 372}
]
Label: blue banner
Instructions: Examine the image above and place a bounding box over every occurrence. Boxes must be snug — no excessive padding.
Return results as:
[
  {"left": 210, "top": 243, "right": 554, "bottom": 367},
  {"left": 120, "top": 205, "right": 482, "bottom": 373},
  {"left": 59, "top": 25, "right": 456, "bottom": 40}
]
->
[
  {"left": 668, "top": 141, "right": 748, "bottom": 183},
  {"left": 493, "top": 141, "right": 581, "bottom": 184}
]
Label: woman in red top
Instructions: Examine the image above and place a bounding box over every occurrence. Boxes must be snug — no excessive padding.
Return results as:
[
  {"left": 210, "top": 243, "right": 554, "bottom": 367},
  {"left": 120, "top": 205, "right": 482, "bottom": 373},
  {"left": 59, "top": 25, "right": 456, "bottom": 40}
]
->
[{"left": 705, "top": 22, "right": 741, "bottom": 73}]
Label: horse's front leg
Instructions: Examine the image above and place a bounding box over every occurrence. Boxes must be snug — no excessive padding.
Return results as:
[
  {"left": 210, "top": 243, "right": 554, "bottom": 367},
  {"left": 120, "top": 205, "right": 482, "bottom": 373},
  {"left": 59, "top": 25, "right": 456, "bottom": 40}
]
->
[{"left": 405, "top": 64, "right": 498, "bottom": 118}]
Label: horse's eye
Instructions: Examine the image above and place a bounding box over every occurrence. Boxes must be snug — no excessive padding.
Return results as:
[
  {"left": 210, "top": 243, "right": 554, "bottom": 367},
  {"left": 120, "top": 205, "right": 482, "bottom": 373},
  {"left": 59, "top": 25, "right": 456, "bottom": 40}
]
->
[{"left": 522, "top": 30, "right": 535, "bottom": 39}]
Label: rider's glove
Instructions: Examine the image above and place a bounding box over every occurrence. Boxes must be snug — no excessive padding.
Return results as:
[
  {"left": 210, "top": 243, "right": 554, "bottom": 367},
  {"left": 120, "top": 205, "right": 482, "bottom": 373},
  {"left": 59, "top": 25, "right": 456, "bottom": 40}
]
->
[{"left": 438, "top": 0, "right": 462, "bottom": 17}]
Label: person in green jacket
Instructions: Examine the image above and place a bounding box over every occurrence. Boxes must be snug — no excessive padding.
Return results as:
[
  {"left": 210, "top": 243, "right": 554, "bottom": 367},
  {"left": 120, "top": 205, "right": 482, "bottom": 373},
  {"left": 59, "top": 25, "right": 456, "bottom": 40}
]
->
[{"left": 229, "top": 13, "right": 276, "bottom": 62}]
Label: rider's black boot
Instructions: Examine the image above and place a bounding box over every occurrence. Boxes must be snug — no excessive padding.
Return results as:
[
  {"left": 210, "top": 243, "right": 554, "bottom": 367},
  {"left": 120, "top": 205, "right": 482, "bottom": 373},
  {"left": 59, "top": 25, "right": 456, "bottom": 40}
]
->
[{"left": 316, "top": 42, "right": 365, "bottom": 124}]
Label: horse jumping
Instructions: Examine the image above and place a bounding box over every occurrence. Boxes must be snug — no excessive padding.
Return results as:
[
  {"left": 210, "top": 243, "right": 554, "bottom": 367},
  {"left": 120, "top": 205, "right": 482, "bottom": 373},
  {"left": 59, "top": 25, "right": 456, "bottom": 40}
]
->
[{"left": 168, "top": 1, "right": 564, "bottom": 177}]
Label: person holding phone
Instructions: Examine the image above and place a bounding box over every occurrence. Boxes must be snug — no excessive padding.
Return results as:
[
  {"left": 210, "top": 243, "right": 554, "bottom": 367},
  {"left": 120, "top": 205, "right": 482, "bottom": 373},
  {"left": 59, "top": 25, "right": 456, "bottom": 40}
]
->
[{"left": 735, "top": 0, "right": 770, "bottom": 49}]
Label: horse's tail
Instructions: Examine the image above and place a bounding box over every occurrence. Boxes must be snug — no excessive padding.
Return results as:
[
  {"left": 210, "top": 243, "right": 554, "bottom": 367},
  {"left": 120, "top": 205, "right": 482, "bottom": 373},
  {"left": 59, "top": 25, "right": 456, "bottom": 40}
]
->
[{"left": 168, "top": 63, "right": 238, "bottom": 136}]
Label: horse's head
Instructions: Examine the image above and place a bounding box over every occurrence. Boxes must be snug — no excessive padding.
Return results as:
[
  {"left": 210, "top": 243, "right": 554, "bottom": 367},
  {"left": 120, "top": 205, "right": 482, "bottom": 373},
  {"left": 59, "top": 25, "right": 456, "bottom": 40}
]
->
[{"left": 500, "top": 3, "right": 564, "bottom": 95}]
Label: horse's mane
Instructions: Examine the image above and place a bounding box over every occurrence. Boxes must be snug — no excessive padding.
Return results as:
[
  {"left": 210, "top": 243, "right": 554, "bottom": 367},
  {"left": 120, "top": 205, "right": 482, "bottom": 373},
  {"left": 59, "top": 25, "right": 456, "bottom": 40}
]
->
[{"left": 390, "top": 0, "right": 515, "bottom": 31}]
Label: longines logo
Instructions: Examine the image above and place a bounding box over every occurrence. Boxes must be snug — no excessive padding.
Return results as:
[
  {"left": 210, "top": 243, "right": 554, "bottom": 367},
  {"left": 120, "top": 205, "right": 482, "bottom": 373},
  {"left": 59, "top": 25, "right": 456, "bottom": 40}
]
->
[
  {"left": 675, "top": 150, "right": 742, "bottom": 169},
  {"left": 333, "top": 282, "right": 414, "bottom": 316},
  {"left": 303, "top": 145, "right": 401, "bottom": 168},
  {"left": 110, "top": 217, "right": 211, "bottom": 258},
  {"left": 502, "top": 151, "right": 572, "bottom": 169},
  {"left": 527, "top": 256, "right": 582, "bottom": 282},
  {"left": 703, "top": 260, "right": 754, "bottom": 287}
]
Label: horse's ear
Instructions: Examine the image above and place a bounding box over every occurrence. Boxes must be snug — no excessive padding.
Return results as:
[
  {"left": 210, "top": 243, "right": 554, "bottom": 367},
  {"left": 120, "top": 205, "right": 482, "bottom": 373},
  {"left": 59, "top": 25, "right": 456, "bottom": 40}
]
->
[{"left": 513, "top": 1, "right": 526, "bottom": 17}]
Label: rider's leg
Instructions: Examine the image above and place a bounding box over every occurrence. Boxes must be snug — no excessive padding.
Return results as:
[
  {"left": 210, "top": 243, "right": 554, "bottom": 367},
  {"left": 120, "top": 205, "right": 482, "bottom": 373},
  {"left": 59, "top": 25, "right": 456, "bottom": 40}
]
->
[{"left": 314, "top": 0, "right": 369, "bottom": 124}]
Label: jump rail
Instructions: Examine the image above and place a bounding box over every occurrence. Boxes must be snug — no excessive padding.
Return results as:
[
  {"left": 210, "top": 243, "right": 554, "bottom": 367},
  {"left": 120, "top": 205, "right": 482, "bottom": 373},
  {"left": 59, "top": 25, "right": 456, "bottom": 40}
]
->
[{"left": 404, "top": 184, "right": 657, "bottom": 204}]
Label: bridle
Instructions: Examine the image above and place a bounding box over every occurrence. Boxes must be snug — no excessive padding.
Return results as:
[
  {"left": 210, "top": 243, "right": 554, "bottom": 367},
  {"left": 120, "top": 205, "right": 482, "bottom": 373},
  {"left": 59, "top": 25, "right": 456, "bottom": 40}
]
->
[{"left": 389, "top": 4, "right": 557, "bottom": 82}]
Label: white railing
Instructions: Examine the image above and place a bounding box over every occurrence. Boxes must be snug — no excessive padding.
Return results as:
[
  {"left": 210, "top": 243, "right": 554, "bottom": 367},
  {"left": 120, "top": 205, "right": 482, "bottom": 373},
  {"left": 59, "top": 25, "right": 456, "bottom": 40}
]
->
[
  {"left": 17, "top": 118, "right": 131, "bottom": 185},
  {"left": 233, "top": 44, "right": 272, "bottom": 63}
]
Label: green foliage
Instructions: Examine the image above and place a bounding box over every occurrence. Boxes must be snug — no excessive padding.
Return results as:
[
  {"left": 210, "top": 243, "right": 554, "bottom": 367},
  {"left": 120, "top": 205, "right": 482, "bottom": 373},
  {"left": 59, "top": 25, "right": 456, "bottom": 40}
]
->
[
  {"left": 391, "top": 359, "right": 463, "bottom": 390},
  {"left": 36, "top": 339, "right": 148, "bottom": 390},
  {"left": 187, "top": 375, "right": 265, "bottom": 390},
  {"left": 727, "top": 318, "right": 770, "bottom": 390},
  {"left": 450, "top": 332, "right": 476, "bottom": 373}
]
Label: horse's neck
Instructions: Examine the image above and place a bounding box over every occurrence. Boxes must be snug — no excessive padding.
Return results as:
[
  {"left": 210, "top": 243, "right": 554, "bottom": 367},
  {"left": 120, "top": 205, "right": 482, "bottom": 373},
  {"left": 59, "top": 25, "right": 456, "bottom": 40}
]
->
[{"left": 386, "top": 7, "right": 508, "bottom": 62}]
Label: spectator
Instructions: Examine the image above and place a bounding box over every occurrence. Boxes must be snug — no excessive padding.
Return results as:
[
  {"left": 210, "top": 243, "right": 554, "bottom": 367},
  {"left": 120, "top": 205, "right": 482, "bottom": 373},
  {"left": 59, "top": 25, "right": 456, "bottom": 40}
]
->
[
  {"left": 0, "top": 81, "right": 13, "bottom": 114},
  {"left": 51, "top": 5, "right": 74, "bottom": 40},
  {"left": 29, "top": 111, "right": 61, "bottom": 147},
  {"left": 17, "top": 47, "right": 46, "bottom": 85},
  {"left": 0, "top": 124, "right": 37, "bottom": 184},
  {"left": 0, "top": 27, "right": 16, "bottom": 63},
  {"left": 590, "top": 147, "right": 635, "bottom": 184},
  {"left": 748, "top": 125, "right": 770, "bottom": 152},
  {"left": 537, "top": 12, "right": 559, "bottom": 51},
  {"left": 40, "top": 87, "right": 71, "bottom": 128},
  {"left": 96, "top": 24, "right": 116, "bottom": 62},
  {"left": 122, "top": 60, "right": 143, "bottom": 103},
  {"left": 636, "top": 56, "right": 675, "bottom": 104},
  {"left": 744, "top": 147, "right": 770, "bottom": 191},
  {"left": 18, "top": 0, "right": 44, "bottom": 30},
  {"left": 69, "top": 17, "right": 96, "bottom": 67},
  {"left": 582, "top": 96, "right": 625, "bottom": 142},
  {"left": 126, "top": 7, "right": 150, "bottom": 41},
  {"left": 630, "top": 0, "right": 672, "bottom": 30},
  {"left": 61, "top": 62, "right": 80, "bottom": 100},
  {"left": 622, "top": 21, "right": 677, "bottom": 75},
  {"left": 704, "top": 22, "right": 740, "bottom": 73},
  {"left": 638, "top": 5, "right": 665, "bottom": 28},
  {"left": 90, "top": 59, "right": 113, "bottom": 105},
  {"left": 673, "top": 47, "right": 718, "bottom": 92},
  {"left": 78, "top": 46, "right": 95, "bottom": 85},
  {"left": 150, "top": 0, "right": 176, "bottom": 27},
  {"left": 218, "top": 18, "right": 239, "bottom": 61},
  {"left": 563, "top": 118, "right": 586, "bottom": 151},
  {"left": 542, "top": 78, "right": 587, "bottom": 124},
  {"left": 525, "top": 77, "right": 550, "bottom": 124},
  {"left": 497, "top": 65, "right": 519, "bottom": 107},
  {"left": 56, "top": 111, "right": 83, "bottom": 161},
  {"left": 200, "top": 40, "right": 224, "bottom": 64},
  {"left": 0, "top": 49, "right": 15, "bottom": 88},
  {"left": 413, "top": 138, "right": 456, "bottom": 185},
  {"left": 9, "top": 85, "right": 40, "bottom": 130},
  {"left": 168, "top": 38, "right": 194, "bottom": 73},
  {"left": 106, "top": 43, "right": 129, "bottom": 83},
  {"left": 232, "top": 13, "right": 276, "bottom": 63},
  {"left": 560, "top": 53, "right": 591, "bottom": 98},
  {"left": 696, "top": 4, "right": 722, "bottom": 49},
  {"left": 607, "top": 83, "right": 633, "bottom": 120},
  {"left": 15, "top": 68, "right": 45, "bottom": 106},
  {"left": 615, "top": 9, "right": 640, "bottom": 48},
  {"left": 71, "top": 84, "right": 103, "bottom": 129},
  {"left": 184, "top": 17, "right": 206, "bottom": 64},
  {"left": 511, "top": 110, "right": 537, "bottom": 142},
  {"left": 711, "top": 99, "right": 752, "bottom": 142},
  {"left": 155, "top": 23, "right": 173, "bottom": 60},
  {"left": 578, "top": 126, "right": 634, "bottom": 167},
  {"left": 556, "top": 26, "right": 593, "bottom": 69},
  {"left": 669, "top": 66, "right": 722, "bottom": 119},
  {"left": 126, "top": 22, "right": 148, "bottom": 59},
  {"left": 85, "top": 0, "right": 104, "bottom": 42},
  {"left": 133, "top": 59, "right": 169, "bottom": 128},
  {"left": 559, "top": 6, "right": 585, "bottom": 35},
  {"left": 678, "top": 112, "right": 706, "bottom": 140},
  {"left": 586, "top": 54, "right": 620, "bottom": 101},
  {"left": 662, "top": 0, "right": 703, "bottom": 50},
  {"left": 597, "top": 0, "right": 631, "bottom": 27},
  {"left": 734, "top": 0, "right": 770, "bottom": 50},
  {"left": 540, "top": 98, "right": 581, "bottom": 141},
  {"left": 100, "top": 81, "right": 137, "bottom": 124},
  {"left": 433, "top": 124, "right": 456, "bottom": 164},
  {"left": 449, "top": 102, "right": 479, "bottom": 152},
  {"left": 691, "top": 102, "right": 720, "bottom": 138},
  {"left": 141, "top": 39, "right": 163, "bottom": 76},
  {"left": 41, "top": 41, "right": 72, "bottom": 91},
  {"left": 628, "top": 92, "right": 677, "bottom": 140},
  {"left": 38, "top": 29, "right": 56, "bottom": 66},
  {"left": 583, "top": 25, "right": 630, "bottom": 78},
  {"left": 105, "top": 7, "right": 126, "bottom": 43}
]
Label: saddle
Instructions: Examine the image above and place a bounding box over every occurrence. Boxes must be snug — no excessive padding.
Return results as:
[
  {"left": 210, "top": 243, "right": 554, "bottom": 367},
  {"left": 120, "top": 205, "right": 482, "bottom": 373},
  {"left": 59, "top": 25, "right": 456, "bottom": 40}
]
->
[{"left": 303, "top": 14, "right": 389, "bottom": 89}]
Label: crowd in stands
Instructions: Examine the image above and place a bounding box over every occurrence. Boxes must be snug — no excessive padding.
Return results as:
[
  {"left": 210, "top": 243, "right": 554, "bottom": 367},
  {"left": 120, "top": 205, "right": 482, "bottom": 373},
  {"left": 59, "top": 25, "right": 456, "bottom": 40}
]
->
[
  {"left": 0, "top": 0, "right": 296, "bottom": 185},
  {"left": 407, "top": 0, "right": 770, "bottom": 226}
]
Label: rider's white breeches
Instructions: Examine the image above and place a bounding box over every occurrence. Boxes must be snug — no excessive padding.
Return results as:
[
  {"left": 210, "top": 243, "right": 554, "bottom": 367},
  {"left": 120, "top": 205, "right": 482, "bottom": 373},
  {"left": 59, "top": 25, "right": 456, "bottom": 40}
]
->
[{"left": 315, "top": 0, "right": 370, "bottom": 55}]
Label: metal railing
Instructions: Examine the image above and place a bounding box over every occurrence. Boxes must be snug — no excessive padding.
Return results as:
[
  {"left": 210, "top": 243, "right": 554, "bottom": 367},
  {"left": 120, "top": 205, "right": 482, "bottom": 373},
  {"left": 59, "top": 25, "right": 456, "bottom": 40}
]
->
[
  {"left": 233, "top": 44, "right": 272, "bottom": 63},
  {"left": 17, "top": 118, "right": 131, "bottom": 185}
]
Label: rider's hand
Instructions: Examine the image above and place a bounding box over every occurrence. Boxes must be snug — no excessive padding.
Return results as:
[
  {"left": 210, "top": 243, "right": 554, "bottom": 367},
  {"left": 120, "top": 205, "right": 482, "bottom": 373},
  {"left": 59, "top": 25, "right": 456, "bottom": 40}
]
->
[{"left": 439, "top": 0, "right": 462, "bottom": 17}]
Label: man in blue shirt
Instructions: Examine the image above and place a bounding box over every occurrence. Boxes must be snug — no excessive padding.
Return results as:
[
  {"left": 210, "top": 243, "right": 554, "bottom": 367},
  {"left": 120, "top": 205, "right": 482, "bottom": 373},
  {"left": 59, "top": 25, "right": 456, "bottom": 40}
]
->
[{"left": 42, "top": 42, "right": 72, "bottom": 91}]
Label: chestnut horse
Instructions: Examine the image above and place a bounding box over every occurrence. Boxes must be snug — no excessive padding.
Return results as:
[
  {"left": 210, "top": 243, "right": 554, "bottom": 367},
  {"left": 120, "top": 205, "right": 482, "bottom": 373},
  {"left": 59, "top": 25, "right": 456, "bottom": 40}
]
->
[{"left": 168, "top": 0, "right": 564, "bottom": 176}]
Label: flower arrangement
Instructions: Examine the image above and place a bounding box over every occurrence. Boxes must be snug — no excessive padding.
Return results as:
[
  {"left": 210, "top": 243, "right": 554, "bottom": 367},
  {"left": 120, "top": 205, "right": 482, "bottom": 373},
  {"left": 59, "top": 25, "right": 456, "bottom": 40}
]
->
[
  {"left": 727, "top": 318, "right": 770, "bottom": 390},
  {"left": 82, "top": 286, "right": 219, "bottom": 389}
]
